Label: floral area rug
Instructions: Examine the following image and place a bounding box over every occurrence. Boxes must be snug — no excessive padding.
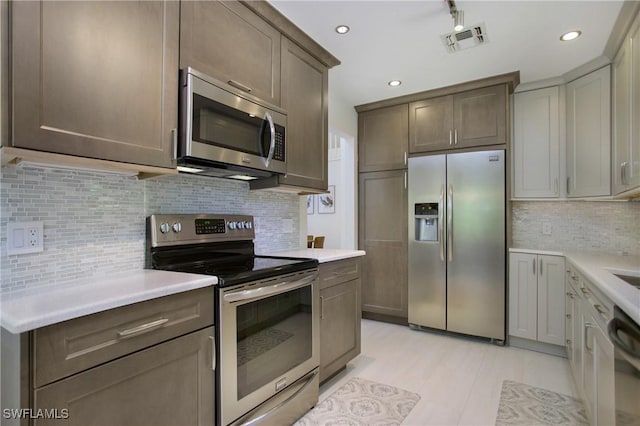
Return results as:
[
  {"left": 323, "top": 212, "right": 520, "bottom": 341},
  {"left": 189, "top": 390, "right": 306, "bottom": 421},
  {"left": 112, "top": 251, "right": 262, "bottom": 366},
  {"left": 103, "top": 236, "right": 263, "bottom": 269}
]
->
[
  {"left": 495, "top": 380, "right": 588, "bottom": 425},
  {"left": 295, "top": 377, "right": 420, "bottom": 426}
]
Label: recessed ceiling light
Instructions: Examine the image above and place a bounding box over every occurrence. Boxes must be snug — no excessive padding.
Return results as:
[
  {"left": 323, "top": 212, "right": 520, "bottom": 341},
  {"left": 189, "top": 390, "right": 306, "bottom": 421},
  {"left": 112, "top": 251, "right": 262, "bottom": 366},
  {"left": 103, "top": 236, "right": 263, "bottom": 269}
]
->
[
  {"left": 560, "top": 30, "right": 582, "bottom": 41},
  {"left": 388, "top": 80, "right": 402, "bottom": 87},
  {"left": 335, "top": 25, "right": 350, "bottom": 34}
]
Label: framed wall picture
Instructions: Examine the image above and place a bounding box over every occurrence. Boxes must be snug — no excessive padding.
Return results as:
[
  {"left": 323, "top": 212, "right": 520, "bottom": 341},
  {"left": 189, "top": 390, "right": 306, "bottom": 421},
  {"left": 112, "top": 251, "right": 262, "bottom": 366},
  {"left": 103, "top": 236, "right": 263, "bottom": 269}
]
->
[
  {"left": 318, "top": 186, "right": 335, "bottom": 214},
  {"left": 306, "top": 195, "right": 314, "bottom": 214}
]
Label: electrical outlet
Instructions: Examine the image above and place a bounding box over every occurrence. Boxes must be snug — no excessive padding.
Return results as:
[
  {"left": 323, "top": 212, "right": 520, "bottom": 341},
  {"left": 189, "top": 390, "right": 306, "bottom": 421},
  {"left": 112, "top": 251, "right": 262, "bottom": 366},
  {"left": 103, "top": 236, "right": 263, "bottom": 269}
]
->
[
  {"left": 7, "top": 222, "right": 44, "bottom": 255},
  {"left": 542, "top": 222, "right": 552, "bottom": 236}
]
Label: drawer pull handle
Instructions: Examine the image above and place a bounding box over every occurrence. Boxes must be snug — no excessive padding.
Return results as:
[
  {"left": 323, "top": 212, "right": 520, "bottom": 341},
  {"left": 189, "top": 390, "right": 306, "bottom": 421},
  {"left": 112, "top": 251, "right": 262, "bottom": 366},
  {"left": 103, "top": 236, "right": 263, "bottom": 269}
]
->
[
  {"left": 118, "top": 318, "right": 169, "bottom": 338},
  {"left": 594, "top": 304, "right": 608, "bottom": 316},
  {"left": 227, "top": 80, "right": 252, "bottom": 93}
]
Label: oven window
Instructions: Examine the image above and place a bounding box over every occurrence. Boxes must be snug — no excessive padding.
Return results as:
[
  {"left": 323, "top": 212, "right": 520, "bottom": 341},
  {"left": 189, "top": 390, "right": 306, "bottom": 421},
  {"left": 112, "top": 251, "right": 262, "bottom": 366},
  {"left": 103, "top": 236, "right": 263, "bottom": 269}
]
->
[
  {"left": 235, "top": 285, "right": 312, "bottom": 400},
  {"left": 192, "top": 94, "right": 269, "bottom": 157}
]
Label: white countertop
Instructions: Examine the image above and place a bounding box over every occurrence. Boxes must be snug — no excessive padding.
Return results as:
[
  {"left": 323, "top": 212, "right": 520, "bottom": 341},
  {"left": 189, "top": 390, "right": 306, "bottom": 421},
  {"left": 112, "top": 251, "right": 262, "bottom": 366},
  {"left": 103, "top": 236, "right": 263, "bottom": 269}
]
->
[
  {"left": 0, "top": 270, "right": 217, "bottom": 334},
  {"left": 512, "top": 247, "right": 639, "bottom": 324},
  {"left": 262, "top": 248, "right": 366, "bottom": 263},
  {"left": 563, "top": 251, "right": 640, "bottom": 325}
]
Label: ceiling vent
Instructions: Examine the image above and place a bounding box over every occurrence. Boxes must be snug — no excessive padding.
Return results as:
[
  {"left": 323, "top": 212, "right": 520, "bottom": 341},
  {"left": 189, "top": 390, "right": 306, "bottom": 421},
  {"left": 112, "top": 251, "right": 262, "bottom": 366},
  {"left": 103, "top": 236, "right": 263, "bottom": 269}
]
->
[{"left": 441, "top": 23, "right": 488, "bottom": 53}]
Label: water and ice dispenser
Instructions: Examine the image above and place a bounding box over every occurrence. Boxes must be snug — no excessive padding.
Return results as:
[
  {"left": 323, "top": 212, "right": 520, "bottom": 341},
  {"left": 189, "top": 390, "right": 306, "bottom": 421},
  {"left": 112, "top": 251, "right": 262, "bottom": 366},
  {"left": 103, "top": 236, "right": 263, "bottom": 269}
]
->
[{"left": 414, "top": 203, "right": 439, "bottom": 242}]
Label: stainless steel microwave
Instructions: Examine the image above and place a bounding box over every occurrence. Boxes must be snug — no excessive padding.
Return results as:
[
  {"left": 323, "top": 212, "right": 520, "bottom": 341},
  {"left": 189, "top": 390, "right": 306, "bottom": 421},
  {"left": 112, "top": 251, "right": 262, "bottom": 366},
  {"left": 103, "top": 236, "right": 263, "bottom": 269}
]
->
[{"left": 178, "top": 68, "right": 287, "bottom": 179}]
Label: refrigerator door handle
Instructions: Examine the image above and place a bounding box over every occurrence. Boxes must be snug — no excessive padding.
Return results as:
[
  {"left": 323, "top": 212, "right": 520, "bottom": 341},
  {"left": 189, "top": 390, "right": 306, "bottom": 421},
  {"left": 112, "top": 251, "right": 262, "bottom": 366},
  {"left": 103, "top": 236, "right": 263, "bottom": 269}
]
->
[
  {"left": 447, "top": 184, "right": 453, "bottom": 262},
  {"left": 439, "top": 184, "right": 445, "bottom": 261}
]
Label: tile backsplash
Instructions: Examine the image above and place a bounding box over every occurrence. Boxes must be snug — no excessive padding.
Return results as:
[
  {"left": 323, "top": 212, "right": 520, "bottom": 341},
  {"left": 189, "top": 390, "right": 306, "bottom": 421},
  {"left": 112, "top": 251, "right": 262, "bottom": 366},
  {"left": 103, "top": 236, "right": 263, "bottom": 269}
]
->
[
  {"left": 512, "top": 200, "right": 640, "bottom": 256},
  {"left": 0, "top": 165, "right": 300, "bottom": 293}
]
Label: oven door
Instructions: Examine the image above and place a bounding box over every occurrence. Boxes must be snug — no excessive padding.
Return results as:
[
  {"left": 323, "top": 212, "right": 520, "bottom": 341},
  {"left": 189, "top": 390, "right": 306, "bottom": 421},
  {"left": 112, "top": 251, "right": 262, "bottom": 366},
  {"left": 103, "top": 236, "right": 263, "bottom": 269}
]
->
[{"left": 218, "top": 269, "right": 319, "bottom": 426}]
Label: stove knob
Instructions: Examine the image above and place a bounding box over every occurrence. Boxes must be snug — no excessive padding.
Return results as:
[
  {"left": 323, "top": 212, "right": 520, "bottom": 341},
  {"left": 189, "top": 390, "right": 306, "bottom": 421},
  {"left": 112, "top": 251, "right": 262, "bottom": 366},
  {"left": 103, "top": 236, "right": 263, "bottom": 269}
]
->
[
  {"left": 172, "top": 222, "right": 182, "bottom": 233},
  {"left": 228, "top": 221, "right": 237, "bottom": 230},
  {"left": 160, "top": 222, "right": 170, "bottom": 234},
  {"left": 244, "top": 221, "right": 253, "bottom": 229},
  {"left": 237, "top": 221, "right": 245, "bottom": 229}
]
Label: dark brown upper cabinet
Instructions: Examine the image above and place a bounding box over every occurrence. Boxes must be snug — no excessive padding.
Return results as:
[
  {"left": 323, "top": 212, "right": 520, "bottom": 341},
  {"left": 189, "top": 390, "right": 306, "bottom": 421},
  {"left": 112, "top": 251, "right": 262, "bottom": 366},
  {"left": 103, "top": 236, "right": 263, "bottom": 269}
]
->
[
  {"left": 10, "top": 1, "right": 179, "bottom": 169},
  {"left": 358, "top": 104, "right": 409, "bottom": 172},
  {"left": 180, "top": 0, "right": 282, "bottom": 106},
  {"left": 409, "top": 84, "right": 507, "bottom": 153}
]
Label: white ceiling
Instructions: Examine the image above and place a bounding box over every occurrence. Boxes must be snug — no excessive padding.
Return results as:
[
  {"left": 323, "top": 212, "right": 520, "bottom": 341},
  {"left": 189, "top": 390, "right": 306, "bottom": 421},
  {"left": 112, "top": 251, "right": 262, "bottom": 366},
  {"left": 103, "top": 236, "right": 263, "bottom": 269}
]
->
[{"left": 269, "top": 0, "right": 625, "bottom": 107}]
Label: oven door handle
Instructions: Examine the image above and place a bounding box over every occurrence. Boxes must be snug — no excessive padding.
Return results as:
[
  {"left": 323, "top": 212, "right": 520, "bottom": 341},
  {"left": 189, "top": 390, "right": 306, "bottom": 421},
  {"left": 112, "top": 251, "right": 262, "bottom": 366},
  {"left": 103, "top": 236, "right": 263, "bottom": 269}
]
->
[
  {"left": 608, "top": 317, "right": 640, "bottom": 369},
  {"left": 223, "top": 273, "right": 317, "bottom": 304}
]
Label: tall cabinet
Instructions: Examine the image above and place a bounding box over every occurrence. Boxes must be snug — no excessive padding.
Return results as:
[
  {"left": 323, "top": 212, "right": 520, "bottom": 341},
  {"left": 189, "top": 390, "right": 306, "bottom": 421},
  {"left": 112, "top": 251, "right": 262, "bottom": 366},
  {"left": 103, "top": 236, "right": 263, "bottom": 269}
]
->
[{"left": 357, "top": 105, "right": 409, "bottom": 321}]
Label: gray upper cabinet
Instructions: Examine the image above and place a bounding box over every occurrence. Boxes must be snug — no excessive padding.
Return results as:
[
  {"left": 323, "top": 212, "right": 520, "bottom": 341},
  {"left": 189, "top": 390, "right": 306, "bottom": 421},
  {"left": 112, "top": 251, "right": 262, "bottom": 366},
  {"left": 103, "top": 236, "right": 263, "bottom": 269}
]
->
[
  {"left": 277, "top": 37, "right": 328, "bottom": 191},
  {"left": 10, "top": 1, "right": 179, "bottom": 168},
  {"left": 566, "top": 66, "right": 611, "bottom": 197},
  {"left": 180, "top": 0, "right": 281, "bottom": 106},
  {"left": 612, "top": 12, "right": 640, "bottom": 196},
  {"left": 358, "top": 104, "right": 409, "bottom": 172}
]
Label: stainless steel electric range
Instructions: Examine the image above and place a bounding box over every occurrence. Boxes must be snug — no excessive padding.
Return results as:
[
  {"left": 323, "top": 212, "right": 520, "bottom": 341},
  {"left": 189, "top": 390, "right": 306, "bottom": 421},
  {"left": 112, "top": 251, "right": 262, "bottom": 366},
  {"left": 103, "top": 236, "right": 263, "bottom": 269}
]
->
[{"left": 147, "top": 214, "right": 320, "bottom": 426}]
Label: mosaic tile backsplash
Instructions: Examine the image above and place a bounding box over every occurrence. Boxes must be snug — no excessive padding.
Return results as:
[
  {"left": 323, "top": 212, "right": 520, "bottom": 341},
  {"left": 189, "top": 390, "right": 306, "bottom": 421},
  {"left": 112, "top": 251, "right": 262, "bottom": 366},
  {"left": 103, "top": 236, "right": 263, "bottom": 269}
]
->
[
  {"left": 0, "top": 164, "right": 300, "bottom": 293},
  {"left": 512, "top": 200, "right": 640, "bottom": 256}
]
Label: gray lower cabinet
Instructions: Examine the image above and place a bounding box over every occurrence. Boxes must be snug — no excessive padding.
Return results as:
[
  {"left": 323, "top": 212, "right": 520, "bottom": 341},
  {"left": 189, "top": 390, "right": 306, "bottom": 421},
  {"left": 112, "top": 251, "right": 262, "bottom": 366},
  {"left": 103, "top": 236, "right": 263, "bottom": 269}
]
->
[
  {"left": 34, "top": 326, "right": 215, "bottom": 426},
  {"left": 358, "top": 170, "right": 408, "bottom": 321},
  {"left": 319, "top": 258, "right": 362, "bottom": 383},
  {"left": 10, "top": 1, "right": 179, "bottom": 168},
  {"left": 180, "top": 0, "right": 281, "bottom": 106}
]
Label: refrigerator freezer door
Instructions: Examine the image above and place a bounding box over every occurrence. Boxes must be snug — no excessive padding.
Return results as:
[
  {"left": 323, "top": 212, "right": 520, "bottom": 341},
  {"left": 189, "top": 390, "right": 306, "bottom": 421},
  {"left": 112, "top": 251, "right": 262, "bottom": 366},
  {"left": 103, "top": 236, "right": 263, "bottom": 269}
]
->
[
  {"left": 446, "top": 150, "right": 506, "bottom": 340},
  {"left": 408, "top": 155, "right": 447, "bottom": 330}
]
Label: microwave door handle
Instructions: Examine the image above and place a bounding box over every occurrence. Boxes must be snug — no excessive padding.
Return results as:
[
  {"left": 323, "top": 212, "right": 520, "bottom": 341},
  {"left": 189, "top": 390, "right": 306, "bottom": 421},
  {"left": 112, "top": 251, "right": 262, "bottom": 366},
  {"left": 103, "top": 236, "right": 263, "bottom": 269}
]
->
[{"left": 263, "top": 111, "right": 276, "bottom": 167}]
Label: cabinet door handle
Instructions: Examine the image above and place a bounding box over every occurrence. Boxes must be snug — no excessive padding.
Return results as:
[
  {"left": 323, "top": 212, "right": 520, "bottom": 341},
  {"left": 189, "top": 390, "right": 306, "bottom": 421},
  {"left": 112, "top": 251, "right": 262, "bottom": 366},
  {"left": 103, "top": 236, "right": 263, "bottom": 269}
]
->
[
  {"left": 533, "top": 258, "right": 536, "bottom": 275},
  {"left": 227, "top": 79, "right": 252, "bottom": 93},
  {"left": 584, "top": 322, "right": 594, "bottom": 354},
  {"left": 621, "top": 162, "right": 628, "bottom": 185},
  {"left": 404, "top": 151, "right": 408, "bottom": 166},
  {"left": 320, "top": 296, "right": 325, "bottom": 320},
  {"left": 449, "top": 130, "right": 453, "bottom": 146},
  {"left": 539, "top": 258, "right": 543, "bottom": 275},
  {"left": 171, "top": 128, "right": 178, "bottom": 160},
  {"left": 554, "top": 178, "right": 558, "bottom": 195},
  {"left": 118, "top": 318, "right": 169, "bottom": 338},
  {"left": 454, "top": 129, "right": 458, "bottom": 145},
  {"left": 209, "top": 336, "right": 216, "bottom": 371},
  {"left": 404, "top": 171, "right": 407, "bottom": 190}
]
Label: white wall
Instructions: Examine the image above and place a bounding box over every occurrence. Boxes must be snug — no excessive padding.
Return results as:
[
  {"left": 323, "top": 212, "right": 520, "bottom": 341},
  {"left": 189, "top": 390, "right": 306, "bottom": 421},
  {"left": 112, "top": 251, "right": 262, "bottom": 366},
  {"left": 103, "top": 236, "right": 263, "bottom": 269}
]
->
[{"left": 305, "top": 79, "right": 358, "bottom": 249}]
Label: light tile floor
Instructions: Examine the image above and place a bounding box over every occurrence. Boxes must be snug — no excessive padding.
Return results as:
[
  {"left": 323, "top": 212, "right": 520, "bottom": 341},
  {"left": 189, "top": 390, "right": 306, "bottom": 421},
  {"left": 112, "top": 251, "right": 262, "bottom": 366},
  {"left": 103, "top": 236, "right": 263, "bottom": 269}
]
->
[{"left": 319, "top": 319, "right": 579, "bottom": 426}]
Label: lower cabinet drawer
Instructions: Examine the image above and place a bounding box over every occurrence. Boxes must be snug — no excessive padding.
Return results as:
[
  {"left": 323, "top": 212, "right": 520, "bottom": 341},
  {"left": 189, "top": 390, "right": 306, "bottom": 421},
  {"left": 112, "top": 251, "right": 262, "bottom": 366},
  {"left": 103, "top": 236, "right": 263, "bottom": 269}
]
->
[
  {"left": 319, "top": 258, "right": 361, "bottom": 290},
  {"left": 33, "top": 287, "right": 214, "bottom": 387},
  {"left": 34, "top": 326, "right": 215, "bottom": 426}
]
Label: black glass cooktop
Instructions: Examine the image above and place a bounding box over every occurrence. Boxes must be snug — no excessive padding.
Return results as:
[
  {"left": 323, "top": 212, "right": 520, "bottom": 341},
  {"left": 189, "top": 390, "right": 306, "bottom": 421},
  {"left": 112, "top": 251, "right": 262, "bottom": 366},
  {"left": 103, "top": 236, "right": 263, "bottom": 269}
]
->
[{"left": 149, "top": 241, "right": 317, "bottom": 287}]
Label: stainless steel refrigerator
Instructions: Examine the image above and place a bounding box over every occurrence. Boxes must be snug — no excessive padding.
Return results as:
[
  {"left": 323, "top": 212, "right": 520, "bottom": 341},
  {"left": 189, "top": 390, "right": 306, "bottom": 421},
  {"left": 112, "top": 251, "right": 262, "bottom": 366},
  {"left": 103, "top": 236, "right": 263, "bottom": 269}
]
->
[{"left": 408, "top": 150, "right": 505, "bottom": 341}]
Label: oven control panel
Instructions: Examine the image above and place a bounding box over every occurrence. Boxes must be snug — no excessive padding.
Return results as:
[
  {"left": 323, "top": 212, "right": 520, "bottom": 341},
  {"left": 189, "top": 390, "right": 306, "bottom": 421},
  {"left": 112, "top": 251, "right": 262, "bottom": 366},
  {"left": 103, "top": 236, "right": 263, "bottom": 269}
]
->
[{"left": 147, "top": 214, "right": 255, "bottom": 247}]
